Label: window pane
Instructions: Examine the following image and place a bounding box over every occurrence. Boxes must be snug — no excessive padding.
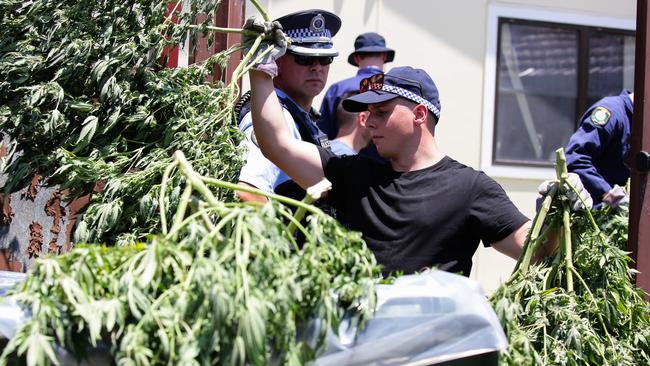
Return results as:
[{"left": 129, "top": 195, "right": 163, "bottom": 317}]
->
[
  {"left": 494, "top": 22, "right": 578, "bottom": 165},
  {"left": 586, "top": 33, "right": 636, "bottom": 106}
]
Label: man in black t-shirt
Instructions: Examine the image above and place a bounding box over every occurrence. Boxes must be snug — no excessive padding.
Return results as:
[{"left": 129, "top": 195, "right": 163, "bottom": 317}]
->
[
  {"left": 247, "top": 62, "right": 529, "bottom": 276},
  {"left": 243, "top": 28, "right": 589, "bottom": 276}
]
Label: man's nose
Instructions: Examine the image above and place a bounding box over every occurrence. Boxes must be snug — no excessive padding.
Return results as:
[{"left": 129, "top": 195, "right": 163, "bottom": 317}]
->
[{"left": 309, "top": 62, "right": 323, "bottom": 71}]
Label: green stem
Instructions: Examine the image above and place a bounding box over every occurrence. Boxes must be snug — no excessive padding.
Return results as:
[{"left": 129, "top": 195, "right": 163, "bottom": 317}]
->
[
  {"left": 218, "top": 43, "right": 247, "bottom": 58},
  {"left": 186, "top": 24, "right": 250, "bottom": 34},
  {"left": 200, "top": 176, "right": 324, "bottom": 217},
  {"left": 162, "top": 1, "right": 183, "bottom": 26},
  {"left": 173, "top": 151, "right": 220, "bottom": 206},
  {"left": 227, "top": 35, "right": 263, "bottom": 90},
  {"left": 555, "top": 149, "right": 575, "bottom": 292},
  {"left": 248, "top": 0, "right": 270, "bottom": 21},
  {"left": 133, "top": 277, "right": 185, "bottom": 333},
  {"left": 174, "top": 150, "right": 327, "bottom": 242},
  {"left": 286, "top": 192, "right": 318, "bottom": 235},
  {"left": 566, "top": 180, "right": 600, "bottom": 232},
  {"left": 212, "top": 210, "right": 240, "bottom": 238},
  {"left": 235, "top": 44, "right": 275, "bottom": 80},
  {"left": 242, "top": 220, "right": 252, "bottom": 300},
  {"left": 234, "top": 214, "right": 249, "bottom": 303},
  {"left": 166, "top": 206, "right": 224, "bottom": 240},
  {"left": 558, "top": 146, "right": 599, "bottom": 232},
  {"left": 186, "top": 42, "right": 246, "bottom": 73},
  {"left": 570, "top": 268, "right": 614, "bottom": 366},
  {"left": 278, "top": 208, "right": 310, "bottom": 247},
  {"left": 181, "top": 221, "right": 222, "bottom": 294},
  {"left": 543, "top": 323, "right": 548, "bottom": 362},
  {"left": 545, "top": 250, "right": 562, "bottom": 290},
  {"left": 514, "top": 185, "right": 558, "bottom": 273},
  {"left": 159, "top": 161, "right": 179, "bottom": 235},
  {"left": 570, "top": 267, "right": 611, "bottom": 340},
  {"left": 554, "top": 148, "right": 568, "bottom": 181},
  {"left": 225, "top": 43, "right": 249, "bottom": 57},
  {"left": 169, "top": 182, "right": 193, "bottom": 238},
  {"left": 196, "top": 201, "right": 217, "bottom": 232},
  {"left": 184, "top": 211, "right": 241, "bottom": 287},
  {"left": 561, "top": 202, "right": 574, "bottom": 292}
]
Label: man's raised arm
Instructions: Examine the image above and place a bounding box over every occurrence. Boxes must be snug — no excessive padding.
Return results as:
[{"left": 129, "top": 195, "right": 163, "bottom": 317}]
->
[{"left": 249, "top": 70, "right": 325, "bottom": 189}]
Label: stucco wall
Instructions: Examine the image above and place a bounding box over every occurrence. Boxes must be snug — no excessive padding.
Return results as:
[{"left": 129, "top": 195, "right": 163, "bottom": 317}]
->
[{"left": 244, "top": 0, "right": 636, "bottom": 293}]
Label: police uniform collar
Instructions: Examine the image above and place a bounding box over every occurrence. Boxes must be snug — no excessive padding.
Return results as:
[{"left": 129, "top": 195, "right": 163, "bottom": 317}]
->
[{"left": 275, "top": 88, "right": 317, "bottom": 116}]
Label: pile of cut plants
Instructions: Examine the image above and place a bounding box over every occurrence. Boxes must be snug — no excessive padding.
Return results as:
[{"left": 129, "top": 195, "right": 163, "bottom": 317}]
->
[
  {"left": 0, "top": 0, "right": 382, "bottom": 365},
  {"left": 0, "top": 153, "right": 380, "bottom": 365},
  {"left": 490, "top": 149, "right": 650, "bottom": 366}
]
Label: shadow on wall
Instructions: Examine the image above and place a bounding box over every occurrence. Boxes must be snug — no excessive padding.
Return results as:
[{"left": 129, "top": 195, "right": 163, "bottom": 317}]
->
[
  {"left": 334, "top": 0, "right": 376, "bottom": 25},
  {"left": 259, "top": 0, "right": 487, "bottom": 87},
  {"left": 249, "top": 0, "right": 485, "bottom": 63},
  {"left": 382, "top": 0, "right": 486, "bottom": 64},
  {"left": 262, "top": 0, "right": 377, "bottom": 25}
]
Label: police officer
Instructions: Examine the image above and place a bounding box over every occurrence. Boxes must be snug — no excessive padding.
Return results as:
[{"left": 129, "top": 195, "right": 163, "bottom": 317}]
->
[
  {"left": 242, "top": 20, "right": 592, "bottom": 276},
  {"left": 565, "top": 90, "right": 634, "bottom": 208},
  {"left": 318, "top": 32, "right": 395, "bottom": 140},
  {"left": 236, "top": 10, "right": 340, "bottom": 203}
]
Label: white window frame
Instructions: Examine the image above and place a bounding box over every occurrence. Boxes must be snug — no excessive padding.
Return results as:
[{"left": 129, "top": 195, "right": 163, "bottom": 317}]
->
[
  {"left": 481, "top": 3, "right": 635, "bottom": 180},
  {"left": 177, "top": 1, "right": 191, "bottom": 68}
]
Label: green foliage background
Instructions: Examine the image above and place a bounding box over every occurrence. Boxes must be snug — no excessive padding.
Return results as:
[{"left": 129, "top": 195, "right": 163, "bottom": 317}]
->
[{"left": 0, "top": 0, "right": 243, "bottom": 245}]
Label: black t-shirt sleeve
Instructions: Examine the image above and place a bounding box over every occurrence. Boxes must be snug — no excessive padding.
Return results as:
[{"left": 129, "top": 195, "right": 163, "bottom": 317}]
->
[
  {"left": 318, "top": 146, "right": 338, "bottom": 180},
  {"left": 317, "top": 147, "right": 374, "bottom": 214},
  {"left": 318, "top": 146, "right": 347, "bottom": 207},
  {"left": 470, "top": 172, "right": 529, "bottom": 246}
]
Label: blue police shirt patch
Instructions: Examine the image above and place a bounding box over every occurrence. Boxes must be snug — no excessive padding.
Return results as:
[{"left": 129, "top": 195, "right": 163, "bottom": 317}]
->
[{"left": 591, "top": 106, "right": 611, "bottom": 126}]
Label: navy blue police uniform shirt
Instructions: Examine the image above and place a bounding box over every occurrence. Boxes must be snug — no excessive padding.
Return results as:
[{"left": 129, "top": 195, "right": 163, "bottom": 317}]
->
[
  {"left": 318, "top": 67, "right": 382, "bottom": 139},
  {"left": 565, "top": 90, "right": 633, "bottom": 203}
]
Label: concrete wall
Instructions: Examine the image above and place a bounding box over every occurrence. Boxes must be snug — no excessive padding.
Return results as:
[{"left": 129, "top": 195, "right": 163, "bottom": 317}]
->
[{"left": 245, "top": 0, "right": 637, "bottom": 293}]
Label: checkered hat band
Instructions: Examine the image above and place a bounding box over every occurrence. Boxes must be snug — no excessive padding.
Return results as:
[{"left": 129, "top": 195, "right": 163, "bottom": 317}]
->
[
  {"left": 382, "top": 85, "right": 440, "bottom": 118},
  {"left": 286, "top": 28, "right": 332, "bottom": 39}
]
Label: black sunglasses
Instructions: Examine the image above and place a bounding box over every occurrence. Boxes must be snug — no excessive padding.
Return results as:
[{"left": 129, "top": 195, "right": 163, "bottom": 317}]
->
[
  {"left": 291, "top": 54, "right": 334, "bottom": 66},
  {"left": 359, "top": 73, "right": 424, "bottom": 96}
]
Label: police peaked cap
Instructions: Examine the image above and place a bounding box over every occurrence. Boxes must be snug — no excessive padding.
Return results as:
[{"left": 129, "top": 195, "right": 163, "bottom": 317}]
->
[{"left": 275, "top": 10, "right": 341, "bottom": 57}]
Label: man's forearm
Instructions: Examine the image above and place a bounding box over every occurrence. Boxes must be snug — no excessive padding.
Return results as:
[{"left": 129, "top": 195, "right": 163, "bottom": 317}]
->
[
  {"left": 248, "top": 70, "right": 326, "bottom": 190},
  {"left": 249, "top": 70, "right": 292, "bottom": 162},
  {"left": 493, "top": 220, "right": 531, "bottom": 260}
]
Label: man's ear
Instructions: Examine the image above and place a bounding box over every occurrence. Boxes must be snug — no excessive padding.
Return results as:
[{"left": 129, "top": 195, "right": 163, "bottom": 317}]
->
[
  {"left": 412, "top": 104, "right": 428, "bottom": 126},
  {"left": 358, "top": 111, "right": 369, "bottom": 127}
]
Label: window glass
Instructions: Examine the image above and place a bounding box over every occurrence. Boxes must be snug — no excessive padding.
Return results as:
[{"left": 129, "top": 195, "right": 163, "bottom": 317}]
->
[
  {"left": 493, "top": 20, "right": 635, "bottom": 167},
  {"left": 587, "top": 33, "right": 636, "bottom": 107}
]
